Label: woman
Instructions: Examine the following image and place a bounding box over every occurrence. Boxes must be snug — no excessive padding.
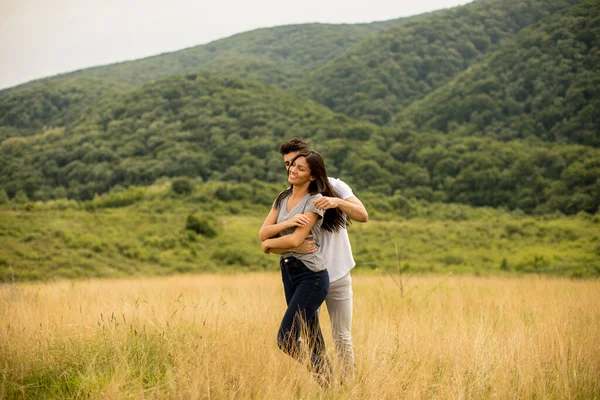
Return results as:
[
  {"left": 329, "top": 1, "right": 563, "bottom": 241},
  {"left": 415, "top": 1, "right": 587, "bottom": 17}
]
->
[{"left": 259, "top": 150, "right": 346, "bottom": 385}]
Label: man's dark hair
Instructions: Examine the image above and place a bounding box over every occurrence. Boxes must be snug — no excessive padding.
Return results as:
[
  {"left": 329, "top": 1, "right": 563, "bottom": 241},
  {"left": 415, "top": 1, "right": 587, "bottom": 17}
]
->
[{"left": 279, "top": 138, "right": 309, "bottom": 155}]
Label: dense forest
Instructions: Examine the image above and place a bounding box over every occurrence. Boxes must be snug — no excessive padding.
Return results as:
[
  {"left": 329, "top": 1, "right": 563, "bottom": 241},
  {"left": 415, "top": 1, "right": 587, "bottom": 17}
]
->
[
  {"left": 0, "top": 0, "right": 598, "bottom": 215},
  {"left": 398, "top": 0, "right": 600, "bottom": 146},
  {"left": 300, "top": 0, "right": 582, "bottom": 124}
]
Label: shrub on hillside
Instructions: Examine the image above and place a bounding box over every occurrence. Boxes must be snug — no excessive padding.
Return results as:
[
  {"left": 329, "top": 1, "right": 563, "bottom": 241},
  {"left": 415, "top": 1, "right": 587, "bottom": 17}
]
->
[
  {"left": 172, "top": 178, "right": 194, "bottom": 195},
  {"left": 185, "top": 214, "right": 219, "bottom": 238},
  {"left": 87, "top": 187, "right": 146, "bottom": 209},
  {"left": 0, "top": 189, "right": 8, "bottom": 204},
  {"left": 13, "top": 190, "right": 29, "bottom": 203},
  {"left": 214, "top": 184, "right": 250, "bottom": 202},
  {"left": 211, "top": 249, "right": 248, "bottom": 265}
]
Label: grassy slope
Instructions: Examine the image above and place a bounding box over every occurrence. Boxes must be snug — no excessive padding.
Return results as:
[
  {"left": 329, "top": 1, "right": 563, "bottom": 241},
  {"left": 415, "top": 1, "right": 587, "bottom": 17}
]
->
[{"left": 1, "top": 182, "right": 598, "bottom": 282}]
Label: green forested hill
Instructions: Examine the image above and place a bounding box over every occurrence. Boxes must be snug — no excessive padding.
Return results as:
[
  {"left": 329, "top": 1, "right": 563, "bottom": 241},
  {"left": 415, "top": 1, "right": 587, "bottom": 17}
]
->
[
  {"left": 0, "top": 20, "right": 412, "bottom": 138},
  {"left": 1, "top": 72, "right": 599, "bottom": 214},
  {"left": 1, "top": 0, "right": 599, "bottom": 216},
  {"left": 0, "top": 59, "right": 292, "bottom": 141},
  {"left": 300, "top": 0, "right": 582, "bottom": 125},
  {"left": 0, "top": 78, "right": 127, "bottom": 140},
  {"left": 0, "top": 73, "right": 378, "bottom": 200},
  {"left": 0, "top": 20, "right": 410, "bottom": 95},
  {"left": 396, "top": 0, "right": 600, "bottom": 146}
]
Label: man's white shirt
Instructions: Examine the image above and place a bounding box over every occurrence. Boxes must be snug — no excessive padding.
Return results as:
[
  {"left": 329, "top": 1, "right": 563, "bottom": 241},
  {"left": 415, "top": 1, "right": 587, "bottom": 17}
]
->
[{"left": 321, "top": 177, "right": 356, "bottom": 283}]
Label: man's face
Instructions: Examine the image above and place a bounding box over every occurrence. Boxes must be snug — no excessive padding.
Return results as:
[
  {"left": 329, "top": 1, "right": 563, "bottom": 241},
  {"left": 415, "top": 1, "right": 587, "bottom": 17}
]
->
[{"left": 283, "top": 151, "right": 299, "bottom": 171}]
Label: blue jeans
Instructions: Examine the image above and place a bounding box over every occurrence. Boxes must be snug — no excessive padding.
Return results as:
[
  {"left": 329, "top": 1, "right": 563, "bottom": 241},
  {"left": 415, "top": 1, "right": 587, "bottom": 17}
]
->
[{"left": 278, "top": 257, "right": 332, "bottom": 382}]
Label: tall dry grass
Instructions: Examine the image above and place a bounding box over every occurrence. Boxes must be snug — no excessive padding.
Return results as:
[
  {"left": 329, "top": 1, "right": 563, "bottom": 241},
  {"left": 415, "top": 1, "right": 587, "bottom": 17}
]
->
[{"left": 1, "top": 274, "right": 599, "bottom": 399}]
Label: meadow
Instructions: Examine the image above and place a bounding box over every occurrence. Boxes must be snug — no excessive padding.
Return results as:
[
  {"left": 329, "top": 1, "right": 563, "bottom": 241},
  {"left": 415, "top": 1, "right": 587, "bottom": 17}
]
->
[
  {"left": 1, "top": 181, "right": 599, "bottom": 282},
  {"left": 1, "top": 274, "right": 599, "bottom": 399},
  {"left": 1, "top": 181, "right": 599, "bottom": 398}
]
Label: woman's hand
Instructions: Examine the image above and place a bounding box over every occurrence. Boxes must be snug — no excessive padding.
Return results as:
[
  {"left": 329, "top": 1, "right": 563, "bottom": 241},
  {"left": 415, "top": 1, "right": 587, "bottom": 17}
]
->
[
  {"left": 261, "top": 212, "right": 319, "bottom": 250},
  {"left": 261, "top": 240, "right": 271, "bottom": 254},
  {"left": 285, "top": 214, "right": 311, "bottom": 229}
]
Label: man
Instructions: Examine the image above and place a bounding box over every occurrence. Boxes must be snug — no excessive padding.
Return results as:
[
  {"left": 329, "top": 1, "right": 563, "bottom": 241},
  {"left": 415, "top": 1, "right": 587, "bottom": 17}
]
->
[{"left": 277, "top": 138, "right": 368, "bottom": 379}]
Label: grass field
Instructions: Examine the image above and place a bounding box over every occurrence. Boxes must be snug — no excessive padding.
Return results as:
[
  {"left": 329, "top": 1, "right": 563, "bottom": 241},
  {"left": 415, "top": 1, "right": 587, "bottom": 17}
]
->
[
  {"left": 1, "top": 182, "right": 599, "bottom": 397},
  {"left": 1, "top": 274, "right": 599, "bottom": 399}
]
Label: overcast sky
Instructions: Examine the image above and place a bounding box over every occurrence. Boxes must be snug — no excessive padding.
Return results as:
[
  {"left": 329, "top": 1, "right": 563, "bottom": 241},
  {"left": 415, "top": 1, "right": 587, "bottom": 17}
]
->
[{"left": 0, "top": 0, "right": 473, "bottom": 90}]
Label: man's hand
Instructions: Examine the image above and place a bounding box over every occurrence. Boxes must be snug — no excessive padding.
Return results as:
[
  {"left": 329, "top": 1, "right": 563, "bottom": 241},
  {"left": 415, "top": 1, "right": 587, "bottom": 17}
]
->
[
  {"left": 314, "top": 195, "right": 369, "bottom": 223},
  {"left": 313, "top": 196, "right": 342, "bottom": 211},
  {"left": 291, "top": 236, "right": 317, "bottom": 254}
]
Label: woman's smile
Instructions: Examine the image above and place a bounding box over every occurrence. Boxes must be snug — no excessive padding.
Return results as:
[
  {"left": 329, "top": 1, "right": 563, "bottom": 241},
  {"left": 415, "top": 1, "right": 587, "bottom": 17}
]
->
[{"left": 288, "top": 156, "right": 312, "bottom": 184}]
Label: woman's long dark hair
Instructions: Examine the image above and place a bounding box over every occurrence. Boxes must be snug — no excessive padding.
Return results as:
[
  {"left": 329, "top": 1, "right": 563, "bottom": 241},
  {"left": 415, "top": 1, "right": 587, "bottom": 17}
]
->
[{"left": 273, "top": 150, "right": 347, "bottom": 233}]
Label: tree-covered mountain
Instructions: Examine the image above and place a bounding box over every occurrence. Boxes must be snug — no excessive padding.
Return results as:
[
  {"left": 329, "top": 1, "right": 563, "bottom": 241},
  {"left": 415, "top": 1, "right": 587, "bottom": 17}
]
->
[
  {"left": 0, "top": 73, "right": 376, "bottom": 201},
  {"left": 1, "top": 0, "right": 599, "bottom": 215},
  {"left": 300, "top": 0, "right": 582, "bottom": 125},
  {"left": 0, "top": 78, "right": 126, "bottom": 139},
  {"left": 0, "top": 19, "right": 412, "bottom": 96},
  {"left": 0, "top": 18, "right": 414, "bottom": 139},
  {"left": 1, "top": 72, "right": 599, "bottom": 214},
  {"left": 396, "top": 0, "right": 600, "bottom": 147}
]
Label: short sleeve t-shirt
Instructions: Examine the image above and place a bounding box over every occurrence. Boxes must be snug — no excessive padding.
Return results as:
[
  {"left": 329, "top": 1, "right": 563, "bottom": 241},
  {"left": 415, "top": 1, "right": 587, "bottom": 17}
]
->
[
  {"left": 275, "top": 192, "right": 326, "bottom": 272},
  {"left": 321, "top": 177, "right": 356, "bottom": 282}
]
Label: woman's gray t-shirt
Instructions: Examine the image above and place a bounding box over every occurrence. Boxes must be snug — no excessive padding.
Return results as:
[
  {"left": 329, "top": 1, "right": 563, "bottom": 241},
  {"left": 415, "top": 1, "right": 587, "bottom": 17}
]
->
[{"left": 275, "top": 192, "right": 326, "bottom": 272}]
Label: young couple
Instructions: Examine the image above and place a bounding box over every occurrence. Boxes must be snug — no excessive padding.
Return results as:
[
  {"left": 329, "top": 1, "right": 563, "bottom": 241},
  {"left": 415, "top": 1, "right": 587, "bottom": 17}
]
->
[{"left": 258, "top": 138, "right": 368, "bottom": 385}]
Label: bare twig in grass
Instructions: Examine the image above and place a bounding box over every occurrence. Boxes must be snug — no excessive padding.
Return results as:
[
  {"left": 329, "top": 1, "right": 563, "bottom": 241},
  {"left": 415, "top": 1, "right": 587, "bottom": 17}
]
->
[
  {"left": 384, "top": 244, "right": 412, "bottom": 297},
  {"left": 3, "top": 265, "right": 18, "bottom": 300}
]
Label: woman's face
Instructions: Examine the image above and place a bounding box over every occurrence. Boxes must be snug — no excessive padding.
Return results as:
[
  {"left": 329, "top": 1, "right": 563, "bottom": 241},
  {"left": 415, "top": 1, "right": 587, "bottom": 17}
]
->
[{"left": 288, "top": 156, "right": 313, "bottom": 185}]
